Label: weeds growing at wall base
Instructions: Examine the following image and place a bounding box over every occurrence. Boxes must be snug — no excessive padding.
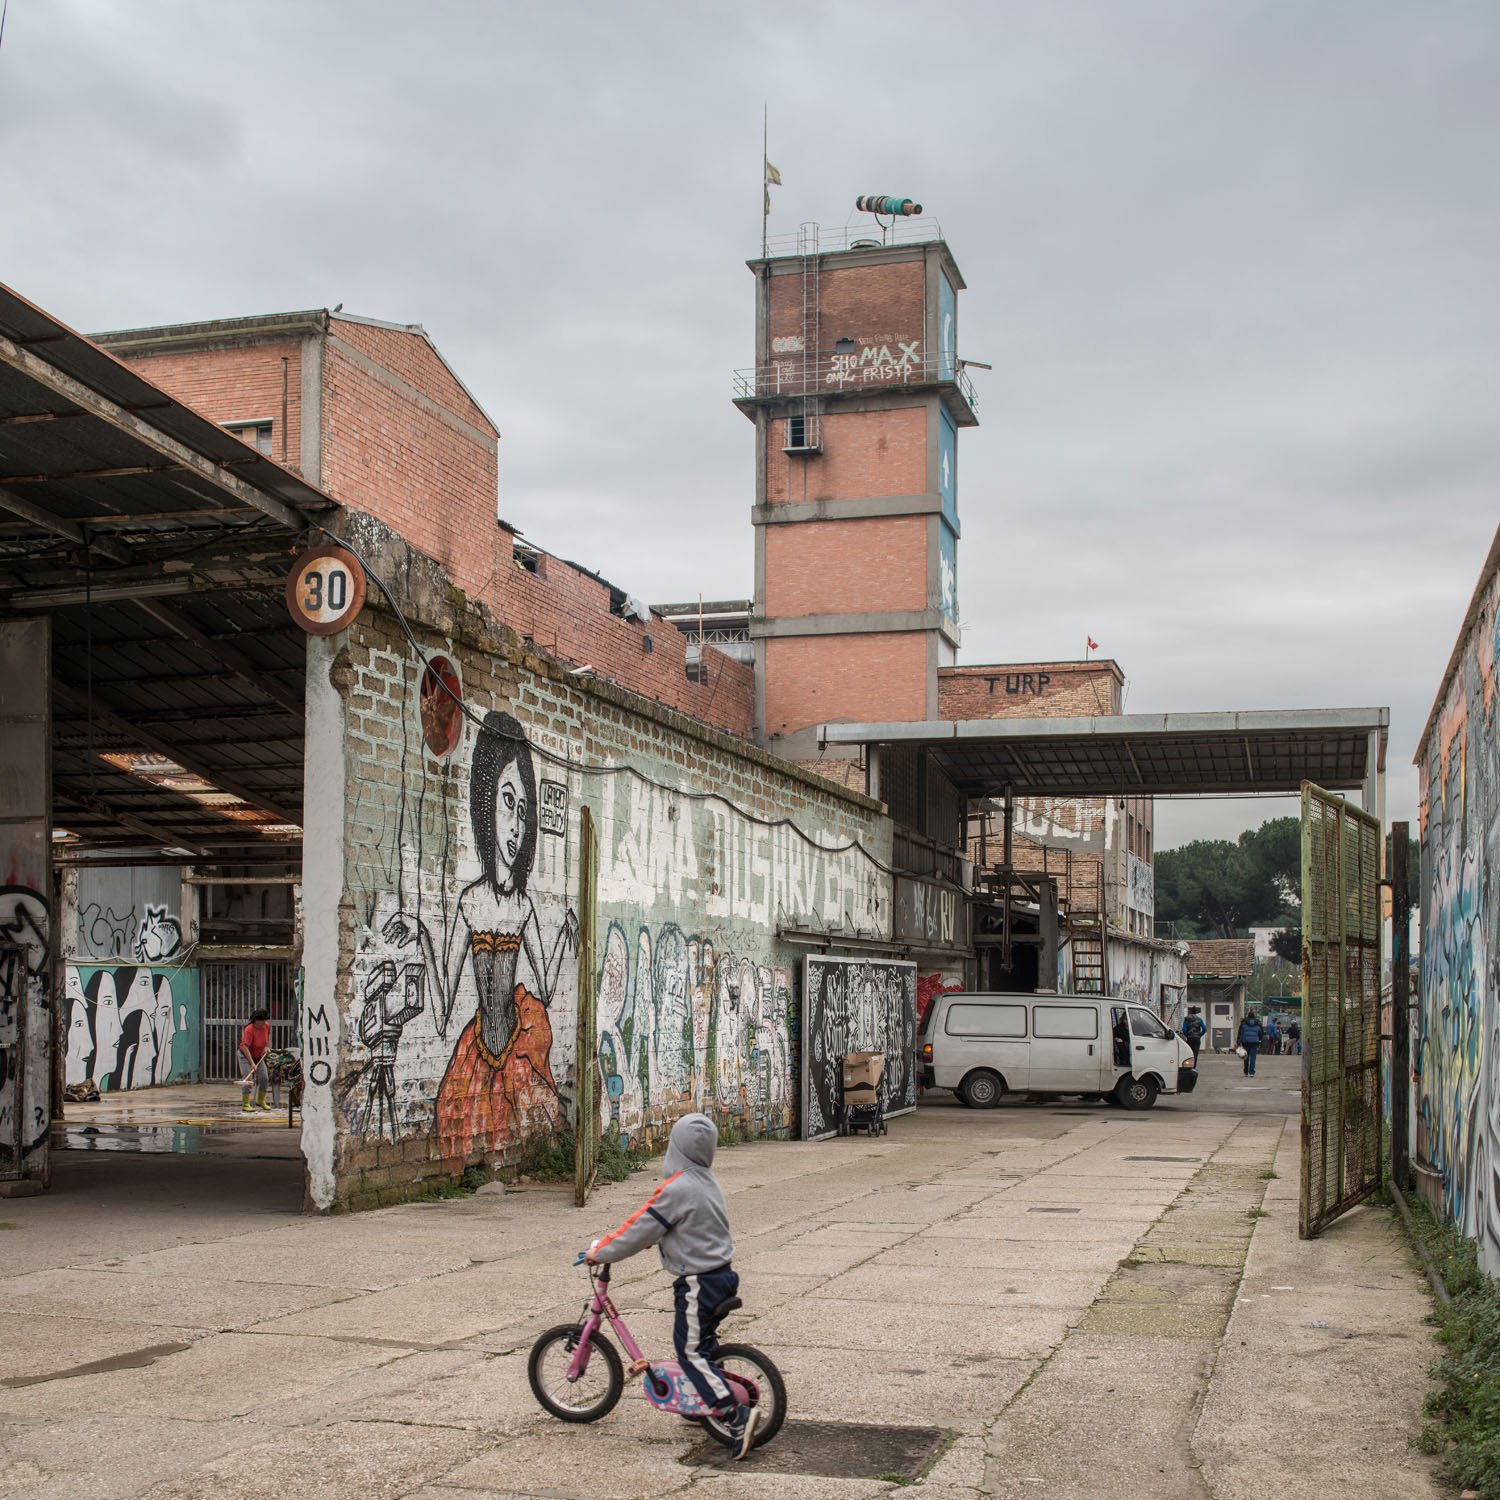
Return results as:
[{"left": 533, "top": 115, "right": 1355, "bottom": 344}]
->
[
  {"left": 512, "top": 1129, "right": 655, "bottom": 1184},
  {"left": 1402, "top": 1196, "right": 1500, "bottom": 1499}
]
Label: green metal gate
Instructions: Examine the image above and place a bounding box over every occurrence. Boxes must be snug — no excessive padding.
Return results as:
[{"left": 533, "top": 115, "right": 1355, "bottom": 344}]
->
[
  {"left": 573, "top": 806, "right": 600, "bottom": 1208},
  {"left": 1299, "top": 782, "right": 1383, "bottom": 1238}
]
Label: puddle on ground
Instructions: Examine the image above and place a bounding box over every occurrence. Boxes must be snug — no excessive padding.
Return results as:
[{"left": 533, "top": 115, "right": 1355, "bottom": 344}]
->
[{"left": 51, "top": 1123, "right": 215, "bottom": 1154}]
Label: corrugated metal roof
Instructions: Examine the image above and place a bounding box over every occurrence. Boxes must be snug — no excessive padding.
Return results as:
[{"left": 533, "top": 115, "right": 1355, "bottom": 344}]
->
[
  {"left": 0, "top": 281, "right": 337, "bottom": 854},
  {"left": 820, "top": 708, "right": 1389, "bottom": 798}
]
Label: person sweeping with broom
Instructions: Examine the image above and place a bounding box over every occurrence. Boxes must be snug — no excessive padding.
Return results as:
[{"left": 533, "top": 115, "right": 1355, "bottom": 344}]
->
[{"left": 238, "top": 1007, "right": 273, "bottom": 1112}]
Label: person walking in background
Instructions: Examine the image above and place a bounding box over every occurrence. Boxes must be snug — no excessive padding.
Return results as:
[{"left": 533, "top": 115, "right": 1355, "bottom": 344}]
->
[
  {"left": 1181, "top": 1007, "right": 1206, "bottom": 1061},
  {"left": 1265, "top": 1015, "right": 1281, "bottom": 1055},
  {"left": 1287, "top": 1018, "right": 1302, "bottom": 1054},
  {"left": 239, "top": 1007, "right": 273, "bottom": 1113},
  {"left": 1237, "top": 1010, "right": 1264, "bottom": 1077}
]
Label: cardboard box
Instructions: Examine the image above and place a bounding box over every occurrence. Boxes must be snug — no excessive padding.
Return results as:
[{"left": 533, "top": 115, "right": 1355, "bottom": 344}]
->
[{"left": 842, "top": 1052, "right": 885, "bottom": 1091}]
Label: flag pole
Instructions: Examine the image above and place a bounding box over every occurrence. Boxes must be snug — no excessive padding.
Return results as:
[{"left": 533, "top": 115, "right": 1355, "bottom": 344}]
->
[{"left": 761, "top": 103, "right": 769, "bottom": 258}]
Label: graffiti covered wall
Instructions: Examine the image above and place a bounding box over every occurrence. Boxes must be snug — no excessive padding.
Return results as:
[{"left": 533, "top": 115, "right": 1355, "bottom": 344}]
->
[
  {"left": 802, "top": 957, "right": 917, "bottom": 1141},
  {"left": 69, "top": 867, "right": 185, "bottom": 964},
  {"left": 304, "top": 522, "right": 893, "bottom": 1208},
  {"left": 1, "top": 618, "right": 52, "bottom": 1184},
  {"left": 1416, "top": 555, "right": 1500, "bottom": 1275}
]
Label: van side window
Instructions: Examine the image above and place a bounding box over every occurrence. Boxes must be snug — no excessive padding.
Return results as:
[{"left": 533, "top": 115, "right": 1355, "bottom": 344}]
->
[
  {"left": 1129, "top": 1008, "right": 1172, "bottom": 1040},
  {"left": 1032, "top": 1006, "right": 1099, "bottom": 1040},
  {"left": 945, "top": 1003, "right": 1026, "bottom": 1038}
]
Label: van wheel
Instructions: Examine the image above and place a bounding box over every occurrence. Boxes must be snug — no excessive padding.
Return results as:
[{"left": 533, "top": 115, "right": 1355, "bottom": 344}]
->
[
  {"left": 959, "top": 1070, "right": 1004, "bottom": 1109},
  {"left": 1114, "top": 1074, "right": 1159, "bottom": 1111}
]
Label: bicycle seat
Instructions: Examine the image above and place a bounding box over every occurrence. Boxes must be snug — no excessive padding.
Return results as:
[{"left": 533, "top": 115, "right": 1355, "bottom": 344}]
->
[{"left": 710, "top": 1295, "right": 742, "bottom": 1320}]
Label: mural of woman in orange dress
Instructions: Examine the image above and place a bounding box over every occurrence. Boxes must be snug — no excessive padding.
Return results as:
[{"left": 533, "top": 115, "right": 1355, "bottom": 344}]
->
[{"left": 385, "top": 710, "right": 577, "bottom": 1168}]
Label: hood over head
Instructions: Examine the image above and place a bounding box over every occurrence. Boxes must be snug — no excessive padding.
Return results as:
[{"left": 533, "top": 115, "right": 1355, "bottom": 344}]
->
[{"left": 663, "top": 1112, "right": 718, "bottom": 1174}]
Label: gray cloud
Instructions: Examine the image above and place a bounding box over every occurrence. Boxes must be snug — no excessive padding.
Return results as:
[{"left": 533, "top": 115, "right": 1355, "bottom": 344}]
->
[{"left": 3, "top": 0, "right": 1494, "bottom": 843}]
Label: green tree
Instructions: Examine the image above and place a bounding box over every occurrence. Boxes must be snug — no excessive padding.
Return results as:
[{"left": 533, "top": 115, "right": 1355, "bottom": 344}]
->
[
  {"left": 1156, "top": 817, "right": 1303, "bottom": 938},
  {"left": 1155, "top": 837, "right": 1283, "bottom": 938}
]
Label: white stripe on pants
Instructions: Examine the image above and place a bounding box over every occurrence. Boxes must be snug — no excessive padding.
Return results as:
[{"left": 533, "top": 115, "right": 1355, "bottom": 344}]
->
[{"left": 679, "top": 1274, "right": 732, "bottom": 1408}]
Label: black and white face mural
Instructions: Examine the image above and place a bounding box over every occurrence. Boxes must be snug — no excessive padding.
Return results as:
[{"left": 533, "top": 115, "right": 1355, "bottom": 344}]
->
[{"left": 64, "top": 967, "right": 188, "bottom": 1091}]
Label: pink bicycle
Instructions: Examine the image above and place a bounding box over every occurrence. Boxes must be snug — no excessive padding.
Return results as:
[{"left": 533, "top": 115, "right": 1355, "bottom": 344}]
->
[{"left": 527, "top": 1259, "right": 785, "bottom": 1452}]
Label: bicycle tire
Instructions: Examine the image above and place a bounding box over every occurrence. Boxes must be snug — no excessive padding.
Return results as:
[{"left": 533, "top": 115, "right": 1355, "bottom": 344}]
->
[
  {"left": 527, "top": 1323, "right": 623, "bottom": 1423},
  {"left": 699, "top": 1342, "right": 787, "bottom": 1450}
]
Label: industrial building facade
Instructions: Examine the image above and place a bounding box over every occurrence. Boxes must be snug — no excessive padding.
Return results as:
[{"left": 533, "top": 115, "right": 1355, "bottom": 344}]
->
[{"left": 2, "top": 217, "right": 1195, "bottom": 1209}]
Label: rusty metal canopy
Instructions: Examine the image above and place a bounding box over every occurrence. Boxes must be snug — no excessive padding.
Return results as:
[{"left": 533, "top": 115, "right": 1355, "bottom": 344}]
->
[
  {"left": 0, "top": 281, "right": 337, "bottom": 856},
  {"left": 819, "top": 709, "right": 1389, "bottom": 799}
]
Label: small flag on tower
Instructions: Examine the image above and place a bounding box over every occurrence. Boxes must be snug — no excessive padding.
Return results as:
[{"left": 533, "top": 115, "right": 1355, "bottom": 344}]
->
[
  {"left": 1087, "top": 636, "right": 1099, "bottom": 654},
  {"left": 765, "top": 161, "right": 782, "bottom": 186}
]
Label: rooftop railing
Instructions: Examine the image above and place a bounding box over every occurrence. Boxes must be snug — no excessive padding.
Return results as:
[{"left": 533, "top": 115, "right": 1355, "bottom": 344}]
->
[
  {"left": 760, "top": 218, "right": 947, "bottom": 258},
  {"left": 732, "top": 350, "right": 977, "bottom": 412}
]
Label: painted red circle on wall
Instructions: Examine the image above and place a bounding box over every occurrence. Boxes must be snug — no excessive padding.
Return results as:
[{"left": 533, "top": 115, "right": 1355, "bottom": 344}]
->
[{"left": 419, "top": 657, "right": 463, "bottom": 757}]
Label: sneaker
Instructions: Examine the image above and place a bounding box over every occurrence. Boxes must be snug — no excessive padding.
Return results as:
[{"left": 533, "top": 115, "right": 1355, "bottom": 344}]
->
[{"left": 724, "top": 1402, "right": 760, "bottom": 1460}]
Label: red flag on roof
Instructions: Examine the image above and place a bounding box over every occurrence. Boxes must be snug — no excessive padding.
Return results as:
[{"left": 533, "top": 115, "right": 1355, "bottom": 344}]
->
[{"left": 1087, "top": 637, "right": 1099, "bottom": 652}]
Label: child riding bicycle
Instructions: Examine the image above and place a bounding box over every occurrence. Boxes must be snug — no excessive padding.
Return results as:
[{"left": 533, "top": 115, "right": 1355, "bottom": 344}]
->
[{"left": 586, "top": 1112, "right": 758, "bottom": 1459}]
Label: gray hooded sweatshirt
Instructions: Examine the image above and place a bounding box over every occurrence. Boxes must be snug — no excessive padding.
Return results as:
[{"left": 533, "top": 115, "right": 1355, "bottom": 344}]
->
[{"left": 590, "top": 1113, "right": 734, "bottom": 1277}]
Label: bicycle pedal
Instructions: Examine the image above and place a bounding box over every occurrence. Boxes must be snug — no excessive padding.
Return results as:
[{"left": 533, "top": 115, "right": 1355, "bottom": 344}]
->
[{"left": 627, "top": 1358, "right": 650, "bottom": 1376}]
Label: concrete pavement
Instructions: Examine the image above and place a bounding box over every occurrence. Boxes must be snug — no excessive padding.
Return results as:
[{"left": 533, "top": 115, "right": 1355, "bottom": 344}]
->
[{"left": 0, "top": 1054, "right": 1443, "bottom": 1497}]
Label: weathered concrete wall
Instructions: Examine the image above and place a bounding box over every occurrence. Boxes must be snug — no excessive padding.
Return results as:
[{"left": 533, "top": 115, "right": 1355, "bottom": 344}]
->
[
  {"left": 1416, "top": 551, "right": 1500, "bottom": 1275},
  {"left": 0, "top": 619, "right": 51, "bottom": 1186},
  {"left": 66, "top": 866, "right": 186, "bottom": 965},
  {"left": 303, "top": 518, "right": 892, "bottom": 1210}
]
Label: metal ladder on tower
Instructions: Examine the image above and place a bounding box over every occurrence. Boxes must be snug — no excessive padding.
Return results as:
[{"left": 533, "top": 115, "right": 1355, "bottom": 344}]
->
[{"left": 795, "top": 221, "right": 821, "bottom": 450}]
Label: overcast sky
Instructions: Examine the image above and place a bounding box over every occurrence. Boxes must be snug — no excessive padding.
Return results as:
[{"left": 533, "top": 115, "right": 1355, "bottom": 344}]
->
[{"left": 3, "top": 1, "right": 1496, "bottom": 846}]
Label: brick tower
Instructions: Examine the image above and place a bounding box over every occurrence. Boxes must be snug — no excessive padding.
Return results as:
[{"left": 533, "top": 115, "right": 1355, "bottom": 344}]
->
[{"left": 735, "top": 217, "right": 977, "bottom": 744}]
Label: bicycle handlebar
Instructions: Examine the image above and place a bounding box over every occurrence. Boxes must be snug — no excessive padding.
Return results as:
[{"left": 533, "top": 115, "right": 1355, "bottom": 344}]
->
[{"left": 573, "top": 1254, "right": 611, "bottom": 1283}]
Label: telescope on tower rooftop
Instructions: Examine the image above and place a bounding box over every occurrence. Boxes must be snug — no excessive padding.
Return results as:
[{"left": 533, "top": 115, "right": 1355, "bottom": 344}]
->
[{"left": 855, "top": 195, "right": 922, "bottom": 217}]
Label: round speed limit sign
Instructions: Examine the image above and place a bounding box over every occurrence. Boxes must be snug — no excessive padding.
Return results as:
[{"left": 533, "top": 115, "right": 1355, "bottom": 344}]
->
[{"left": 285, "top": 546, "right": 367, "bottom": 635}]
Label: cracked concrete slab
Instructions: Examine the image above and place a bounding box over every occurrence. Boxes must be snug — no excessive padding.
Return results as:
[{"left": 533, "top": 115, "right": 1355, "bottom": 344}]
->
[
  {"left": 0, "top": 1056, "right": 1444, "bottom": 1497},
  {"left": 137, "top": 1418, "right": 489, "bottom": 1499}
]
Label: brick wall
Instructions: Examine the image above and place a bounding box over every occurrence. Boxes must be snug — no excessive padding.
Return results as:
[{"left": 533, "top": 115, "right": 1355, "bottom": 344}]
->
[
  {"left": 304, "top": 514, "right": 893, "bottom": 1210},
  {"left": 321, "top": 323, "right": 505, "bottom": 605},
  {"left": 768, "top": 256, "right": 925, "bottom": 356},
  {"left": 763, "top": 516, "right": 927, "bottom": 618},
  {"left": 939, "top": 661, "right": 1123, "bottom": 721},
  {"left": 116, "top": 342, "right": 304, "bottom": 470},
  {"left": 764, "top": 406, "right": 928, "bottom": 505},
  {"left": 332, "top": 318, "right": 487, "bottom": 427},
  {"left": 762, "top": 631, "right": 928, "bottom": 739},
  {"left": 497, "top": 556, "right": 754, "bottom": 738},
  {"left": 942, "top": 662, "right": 1152, "bottom": 929}
]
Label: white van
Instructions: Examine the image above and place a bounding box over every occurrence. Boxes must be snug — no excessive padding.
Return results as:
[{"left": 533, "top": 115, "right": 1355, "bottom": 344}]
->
[{"left": 920, "top": 992, "right": 1198, "bottom": 1111}]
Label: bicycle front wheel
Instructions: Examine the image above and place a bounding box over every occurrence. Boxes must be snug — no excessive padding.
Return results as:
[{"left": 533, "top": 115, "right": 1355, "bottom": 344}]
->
[
  {"left": 527, "top": 1324, "right": 623, "bottom": 1423},
  {"left": 700, "top": 1343, "right": 786, "bottom": 1450}
]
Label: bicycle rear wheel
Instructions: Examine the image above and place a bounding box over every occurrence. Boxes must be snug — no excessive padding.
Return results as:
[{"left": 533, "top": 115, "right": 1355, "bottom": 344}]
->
[
  {"left": 699, "top": 1343, "right": 786, "bottom": 1450},
  {"left": 528, "top": 1324, "right": 623, "bottom": 1422}
]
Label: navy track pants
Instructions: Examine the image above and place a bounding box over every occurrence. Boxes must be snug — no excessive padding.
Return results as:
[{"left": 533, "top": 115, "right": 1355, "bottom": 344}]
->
[{"left": 672, "top": 1266, "right": 738, "bottom": 1413}]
